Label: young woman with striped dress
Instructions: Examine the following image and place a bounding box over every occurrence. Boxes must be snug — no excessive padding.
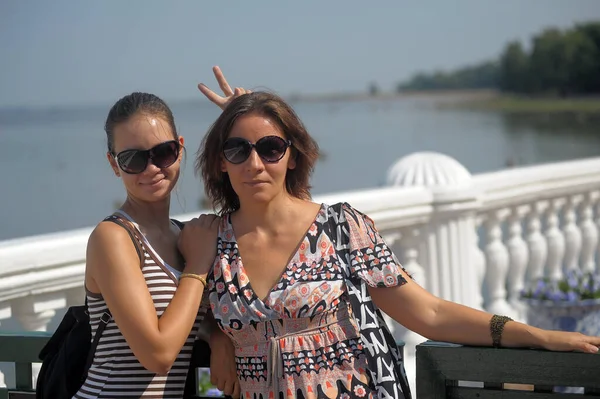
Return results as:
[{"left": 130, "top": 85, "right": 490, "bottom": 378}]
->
[{"left": 73, "top": 90, "right": 239, "bottom": 398}]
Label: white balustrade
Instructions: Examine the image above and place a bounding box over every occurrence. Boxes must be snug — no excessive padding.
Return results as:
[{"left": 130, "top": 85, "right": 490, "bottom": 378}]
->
[
  {"left": 506, "top": 206, "right": 529, "bottom": 318},
  {"left": 563, "top": 195, "right": 583, "bottom": 273},
  {"left": 545, "top": 199, "right": 566, "bottom": 280},
  {"left": 580, "top": 192, "right": 599, "bottom": 273},
  {"left": 3, "top": 152, "right": 600, "bottom": 395},
  {"left": 525, "top": 201, "right": 548, "bottom": 282}
]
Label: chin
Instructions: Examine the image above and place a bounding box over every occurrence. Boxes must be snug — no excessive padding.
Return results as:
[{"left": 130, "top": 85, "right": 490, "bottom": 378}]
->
[
  {"left": 241, "top": 190, "right": 277, "bottom": 205},
  {"left": 137, "top": 183, "right": 174, "bottom": 202}
]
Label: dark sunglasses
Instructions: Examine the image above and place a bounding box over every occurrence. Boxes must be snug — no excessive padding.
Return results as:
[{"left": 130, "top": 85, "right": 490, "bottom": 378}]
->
[
  {"left": 223, "top": 135, "right": 292, "bottom": 165},
  {"left": 114, "top": 140, "right": 180, "bottom": 174}
]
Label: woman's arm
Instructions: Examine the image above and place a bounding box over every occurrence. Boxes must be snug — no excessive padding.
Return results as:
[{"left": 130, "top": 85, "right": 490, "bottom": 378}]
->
[
  {"left": 206, "top": 314, "right": 240, "bottom": 398},
  {"left": 87, "top": 216, "right": 218, "bottom": 374},
  {"left": 368, "top": 270, "right": 600, "bottom": 353}
]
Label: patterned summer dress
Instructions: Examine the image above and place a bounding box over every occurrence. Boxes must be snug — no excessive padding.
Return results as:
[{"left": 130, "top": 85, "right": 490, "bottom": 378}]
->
[{"left": 208, "top": 202, "right": 412, "bottom": 399}]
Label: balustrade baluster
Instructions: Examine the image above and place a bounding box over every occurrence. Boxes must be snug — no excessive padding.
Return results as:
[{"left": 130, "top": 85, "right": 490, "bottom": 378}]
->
[
  {"left": 506, "top": 206, "right": 529, "bottom": 320},
  {"left": 471, "top": 216, "right": 486, "bottom": 310},
  {"left": 545, "top": 199, "right": 566, "bottom": 281},
  {"left": 580, "top": 192, "right": 599, "bottom": 273},
  {"left": 483, "top": 209, "right": 515, "bottom": 316},
  {"left": 526, "top": 201, "right": 548, "bottom": 282},
  {"left": 563, "top": 195, "right": 583, "bottom": 273}
]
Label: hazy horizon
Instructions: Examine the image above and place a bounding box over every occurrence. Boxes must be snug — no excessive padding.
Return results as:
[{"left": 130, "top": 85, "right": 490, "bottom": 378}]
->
[{"left": 2, "top": 0, "right": 599, "bottom": 109}]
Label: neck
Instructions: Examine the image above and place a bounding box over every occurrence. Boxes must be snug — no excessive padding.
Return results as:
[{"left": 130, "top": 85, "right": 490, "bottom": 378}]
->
[
  {"left": 120, "top": 196, "right": 171, "bottom": 230},
  {"left": 235, "top": 193, "right": 301, "bottom": 233}
]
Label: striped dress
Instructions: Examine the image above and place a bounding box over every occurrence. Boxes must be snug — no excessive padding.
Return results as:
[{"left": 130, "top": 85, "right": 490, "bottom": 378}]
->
[{"left": 73, "top": 213, "right": 206, "bottom": 398}]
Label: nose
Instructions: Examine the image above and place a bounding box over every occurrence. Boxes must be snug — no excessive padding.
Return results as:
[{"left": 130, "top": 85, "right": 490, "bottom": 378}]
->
[
  {"left": 246, "top": 148, "right": 265, "bottom": 172},
  {"left": 143, "top": 158, "right": 162, "bottom": 174}
]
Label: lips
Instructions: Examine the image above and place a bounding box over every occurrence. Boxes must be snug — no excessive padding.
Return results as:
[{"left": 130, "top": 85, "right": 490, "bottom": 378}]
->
[
  {"left": 244, "top": 181, "right": 267, "bottom": 186},
  {"left": 142, "top": 177, "right": 165, "bottom": 186}
]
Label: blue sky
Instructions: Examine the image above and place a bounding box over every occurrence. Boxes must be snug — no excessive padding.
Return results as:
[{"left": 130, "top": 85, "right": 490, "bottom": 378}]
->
[{"left": 1, "top": 0, "right": 599, "bottom": 108}]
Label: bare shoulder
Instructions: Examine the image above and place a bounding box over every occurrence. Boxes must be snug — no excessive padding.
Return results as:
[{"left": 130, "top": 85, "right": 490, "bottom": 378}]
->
[
  {"left": 87, "top": 220, "right": 139, "bottom": 271},
  {"left": 88, "top": 220, "right": 132, "bottom": 248}
]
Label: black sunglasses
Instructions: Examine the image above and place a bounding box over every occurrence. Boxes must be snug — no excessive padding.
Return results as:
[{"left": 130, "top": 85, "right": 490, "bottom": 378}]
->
[
  {"left": 114, "top": 140, "right": 180, "bottom": 174},
  {"left": 223, "top": 136, "right": 292, "bottom": 165}
]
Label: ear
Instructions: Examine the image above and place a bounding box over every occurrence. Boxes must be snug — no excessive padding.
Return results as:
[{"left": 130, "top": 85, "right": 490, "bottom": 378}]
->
[
  {"left": 220, "top": 156, "right": 227, "bottom": 173},
  {"left": 178, "top": 136, "right": 185, "bottom": 162},
  {"left": 107, "top": 152, "right": 120, "bottom": 177},
  {"left": 287, "top": 149, "right": 297, "bottom": 170}
]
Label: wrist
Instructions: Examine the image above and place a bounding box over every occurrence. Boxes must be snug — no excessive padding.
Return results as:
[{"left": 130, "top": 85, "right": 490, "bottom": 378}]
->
[
  {"left": 209, "top": 327, "right": 226, "bottom": 348},
  {"left": 180, "top": 272, "right": 208, "bottom": 287},
  {"left": 502, "top": 320, "right": 545, "bottom": 348},
  {"left": 528, "top": 326, "right": 548, "bottom": 349},
  {"left": 182, "top": 263, "right": 209, "bottom": 279}
]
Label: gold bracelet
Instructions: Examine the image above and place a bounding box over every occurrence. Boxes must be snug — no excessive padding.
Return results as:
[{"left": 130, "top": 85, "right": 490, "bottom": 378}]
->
[
  {"left": 180, "top": 273, "right": 207, "bottom": 287},
  {"left": 490, "top": 314, "right": 513, "bottom": 348}
]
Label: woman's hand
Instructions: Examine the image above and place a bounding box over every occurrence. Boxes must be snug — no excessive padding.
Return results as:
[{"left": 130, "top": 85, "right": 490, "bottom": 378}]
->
[
  {"left": 209, "top": 329, "right": 240, "bottom": 398},
  {"left": 539, "top": 330, "right": 600, "bottom": 354},
  {"left": 198, "top": 66, "right": 251, "bottom": 110},
  {"left": 177, "top": 214, "right": 220, "bottom": 276}
]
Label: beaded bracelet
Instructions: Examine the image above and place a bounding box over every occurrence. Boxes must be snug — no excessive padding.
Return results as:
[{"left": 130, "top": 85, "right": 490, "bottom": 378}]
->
[
  {"left": 180, "top": 273, "right": 207, "bottom": 288},
  {"left": 490, "top": 314, "right": 513, "bottom": 348}
]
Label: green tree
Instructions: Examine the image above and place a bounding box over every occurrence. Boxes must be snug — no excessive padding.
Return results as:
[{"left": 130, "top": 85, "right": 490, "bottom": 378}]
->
[
  {"left": 499, "top": 41, "right": 530, "bottom": 93},
  {"left": 572, "top": 22, "right": 600, "bottom": 93},
  {"left": 528, "top": 28, "right": 571, "bottom": 95}
]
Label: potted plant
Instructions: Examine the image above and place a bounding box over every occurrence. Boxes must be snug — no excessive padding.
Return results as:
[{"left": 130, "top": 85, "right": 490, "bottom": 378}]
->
[{"left": 520, "top": 269, "right": 600, "bottom": 337}]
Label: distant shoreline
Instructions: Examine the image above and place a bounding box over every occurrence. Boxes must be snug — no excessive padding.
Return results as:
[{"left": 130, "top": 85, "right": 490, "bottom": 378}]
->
[
  {"left": 4, "top": 89, "right": 600, "bottom": 113},
  {"left": 286, "top": 89, "right": 498, "bottom": 104},
  {"left": 439, "top": 93, "right": 600, "bottom": 113}
]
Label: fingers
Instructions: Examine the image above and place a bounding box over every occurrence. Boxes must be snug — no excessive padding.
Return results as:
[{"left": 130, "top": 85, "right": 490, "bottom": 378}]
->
[
  {"left": 221, "top": 379, "right": 235, "bottom": 396},
  {"left": 581, "top": 342, "right": 599, "bottom": 354},
  {"left": 198, "top": 83, "right": 226, "bottom": 108},
  {"left": 213, "top": 66, "right": 234, "bottom": 97},
  {"left": 232, "top": 380, "right": 241, "bottom": 398},
  {"left": 216, "top": 377, "right": 225, "bottom": 392}
]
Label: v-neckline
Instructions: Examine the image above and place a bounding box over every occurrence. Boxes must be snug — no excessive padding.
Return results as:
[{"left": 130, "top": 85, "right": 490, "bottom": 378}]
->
[{"left": 226, "top": 203, "right": 325, "bottom": 306}]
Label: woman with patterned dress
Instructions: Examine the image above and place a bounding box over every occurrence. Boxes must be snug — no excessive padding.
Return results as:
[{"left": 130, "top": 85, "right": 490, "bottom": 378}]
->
[{"left": 186, "top": 73, "right": 600, "bottom": 399}]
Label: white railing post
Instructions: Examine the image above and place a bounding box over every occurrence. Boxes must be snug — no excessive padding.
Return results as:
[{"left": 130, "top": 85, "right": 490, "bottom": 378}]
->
[
  {"left": 386, "top": 152, "right": 482, "bottom": 309},
  {"left": 525, "top": 201, "right": 548, "bottom": 282},
  {"left": 545, "top": 199, "right": 566, "bottom": 280},
  {"left": 483, "top": 209, "right": 517, "bottom": 317},
  {"left": 472, "top": 217, "right": 486, "bottom": 310},
  {"left": 580, "top": 191, "right": 599, "bottom": 273},
  {"left": 563, "top": 195, "right": 583, "bottom": 273},
  {"left": 506, "top": 206, "right": 529, "bottom": 320}
]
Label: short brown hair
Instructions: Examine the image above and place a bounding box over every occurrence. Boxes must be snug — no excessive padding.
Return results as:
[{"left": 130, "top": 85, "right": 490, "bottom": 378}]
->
[{"left": 196, "top": 91, "right": 319, "bottom": 214}]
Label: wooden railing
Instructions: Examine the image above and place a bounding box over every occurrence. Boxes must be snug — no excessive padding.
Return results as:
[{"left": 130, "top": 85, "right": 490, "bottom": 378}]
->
[
  {"left": 0, "top": 332, "right": 217, "bottom": 399},
  {"left": 415, "top": 341, "right": 600, "bottom": 398},
  {"left": 0, "top": 332, "right": 404, "bottom": 398}
]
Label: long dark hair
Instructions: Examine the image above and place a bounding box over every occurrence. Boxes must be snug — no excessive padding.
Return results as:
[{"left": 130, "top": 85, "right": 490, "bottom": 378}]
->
[{"left": 196, "top": 91, "right": 319, "bottom": 214}]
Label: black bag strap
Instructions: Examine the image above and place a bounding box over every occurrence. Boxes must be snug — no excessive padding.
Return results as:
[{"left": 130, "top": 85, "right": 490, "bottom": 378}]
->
[{"left": 84, "top": 305, "right": 111, "bottom": 372}]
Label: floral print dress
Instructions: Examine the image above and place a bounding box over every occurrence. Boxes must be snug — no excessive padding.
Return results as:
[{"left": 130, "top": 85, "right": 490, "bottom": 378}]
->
[{"left": 208, "top": 203, "right": 412, "bottom": 399}]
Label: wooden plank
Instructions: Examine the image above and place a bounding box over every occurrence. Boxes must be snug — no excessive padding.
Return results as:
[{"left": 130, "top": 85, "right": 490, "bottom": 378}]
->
[
  {"left": 417, "top": 341, "right": 600, "bottom": 388},
  {"left": 14, "top": 363, "right": 32, "bottom": 391},
  {"left": 7, "top": 393, "right": 36, "bottom": 399},
  {"left": 0, "top": 332, "right": 50, "bottom": 363},
  {"left": 416, "top": 344, "right": 448, "bottom": 398},
  {"left": 447, "top": 386, "right": 600, "bottom": 399}
]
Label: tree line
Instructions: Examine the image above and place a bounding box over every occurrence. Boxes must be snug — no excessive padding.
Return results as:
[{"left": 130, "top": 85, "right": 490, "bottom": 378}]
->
[{"left": 397, "top": 21, "right": 600, "bottom": 97}]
